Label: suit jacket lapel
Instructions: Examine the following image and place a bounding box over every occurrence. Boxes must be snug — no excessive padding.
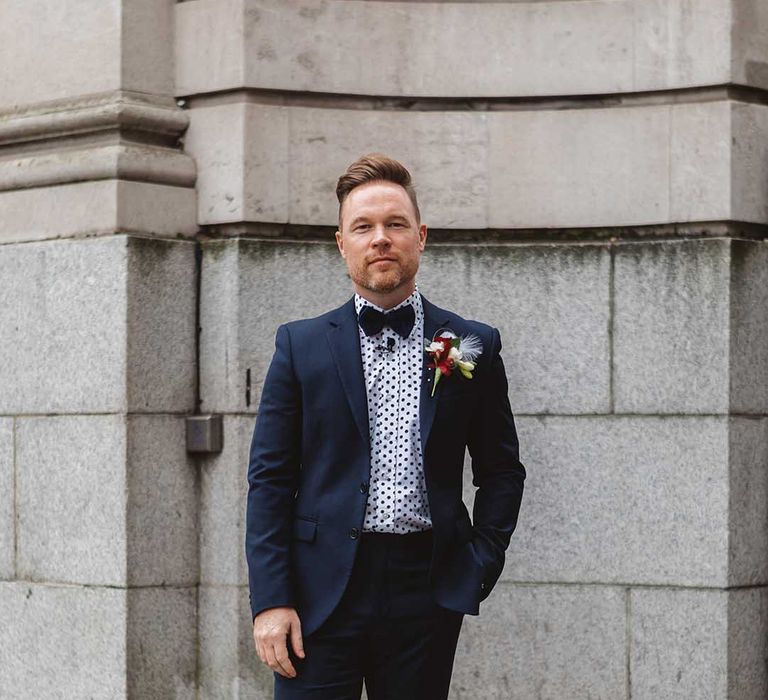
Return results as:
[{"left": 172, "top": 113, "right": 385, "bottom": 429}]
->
[
  {"left": 420, "top": 294, "right": 451, "bottom": 456},
  {"left": 326, "top": 297, "right": 370, "bottom": 447}
]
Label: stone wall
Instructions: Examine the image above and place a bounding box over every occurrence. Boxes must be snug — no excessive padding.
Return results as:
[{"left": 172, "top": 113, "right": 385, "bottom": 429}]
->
[{"left": 1, "top": 1, "right": 766, "bottom": 698}]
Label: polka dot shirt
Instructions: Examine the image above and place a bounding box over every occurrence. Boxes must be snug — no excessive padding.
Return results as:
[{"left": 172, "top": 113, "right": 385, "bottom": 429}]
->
[{"left": 354, "top": 287, "right": 432, "bottom": 533}]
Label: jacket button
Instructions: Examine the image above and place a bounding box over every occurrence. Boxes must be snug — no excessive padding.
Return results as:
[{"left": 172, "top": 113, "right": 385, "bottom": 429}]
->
[
  {"left": 359, "top": 482, "right": 368, "bottom": 494},
  {"left": 480, "top": 582, "right": 487, "bottom": 591},
  {"left": 350, "top": 528, "right": 360, "bottom": 540}
]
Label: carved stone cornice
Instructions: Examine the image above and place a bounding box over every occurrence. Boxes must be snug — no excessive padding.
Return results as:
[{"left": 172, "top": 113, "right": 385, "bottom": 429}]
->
[{"left": 0, "top": 90, "right": 195, "bottom": 191}]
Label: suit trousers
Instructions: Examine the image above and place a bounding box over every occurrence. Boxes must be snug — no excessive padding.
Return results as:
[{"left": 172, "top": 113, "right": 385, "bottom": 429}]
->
[{"left": 274, "top": 529, "right": 465, "bottom": 700}]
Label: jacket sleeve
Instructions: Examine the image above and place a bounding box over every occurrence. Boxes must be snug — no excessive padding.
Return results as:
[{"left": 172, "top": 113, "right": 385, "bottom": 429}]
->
[
  {"left": 466, "top": 326, "right": 526, "bottom": 597},
  {"left": 245, "top": 323, "right": 302, "bottom": 621}
]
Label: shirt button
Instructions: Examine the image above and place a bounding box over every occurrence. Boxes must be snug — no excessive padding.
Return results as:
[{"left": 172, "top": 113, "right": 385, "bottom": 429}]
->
[
  {"left": 350, "top": 528, "right": 360, "bottom": 540},
  {"left": 360, "top": 482, "right": 369, "bottom": 494}
]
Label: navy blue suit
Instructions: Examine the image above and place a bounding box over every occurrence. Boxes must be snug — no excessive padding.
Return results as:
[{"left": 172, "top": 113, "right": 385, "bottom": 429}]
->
[{"left": 245, "top": 293, "right": 525, "bottom": 640}]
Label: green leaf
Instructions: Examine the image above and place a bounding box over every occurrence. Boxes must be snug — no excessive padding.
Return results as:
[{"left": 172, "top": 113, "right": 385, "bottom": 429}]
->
[{"left": 431, "top": 368, "right": 442, "bottom": 397}]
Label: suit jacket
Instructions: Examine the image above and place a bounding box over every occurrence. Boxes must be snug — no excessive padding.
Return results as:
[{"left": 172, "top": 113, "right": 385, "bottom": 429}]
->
[{"left": 245, "top": 293, "right": 525, "bottom": 637}]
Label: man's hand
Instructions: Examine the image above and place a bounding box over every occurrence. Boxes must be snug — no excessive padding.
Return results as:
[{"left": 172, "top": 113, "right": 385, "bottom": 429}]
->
[{"left": 252, "top": 606, "right": 305, "bottom": 678}]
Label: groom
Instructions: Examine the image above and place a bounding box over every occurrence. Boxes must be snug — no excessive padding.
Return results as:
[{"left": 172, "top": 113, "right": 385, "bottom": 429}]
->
[{"left": 246, "top": 154, "right": 525, "bottom": 699}]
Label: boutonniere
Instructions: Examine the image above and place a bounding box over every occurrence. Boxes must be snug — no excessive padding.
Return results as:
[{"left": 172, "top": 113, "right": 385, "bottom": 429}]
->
[{"left": 424, "top": 329, "right": 483, "bottom": 397}]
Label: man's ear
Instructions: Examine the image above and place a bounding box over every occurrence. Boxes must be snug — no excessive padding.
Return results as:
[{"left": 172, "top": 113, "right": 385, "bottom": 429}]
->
[
  {"left": 418, "top": 224, "right": 428, "bottom": 251},
  {"left": 335, "top": 230, "right": 346, "bottom": 258}
]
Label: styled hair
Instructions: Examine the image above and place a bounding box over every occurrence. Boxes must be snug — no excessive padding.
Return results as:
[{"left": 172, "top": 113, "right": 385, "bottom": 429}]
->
[{"left": 335, "top": 153, "right": 420, "bottom": 226}]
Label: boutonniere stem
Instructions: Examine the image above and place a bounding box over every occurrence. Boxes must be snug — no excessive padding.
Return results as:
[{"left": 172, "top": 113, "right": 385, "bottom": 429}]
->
[{"left": 425, "top": 330, "right": 483, "bottom": 397}]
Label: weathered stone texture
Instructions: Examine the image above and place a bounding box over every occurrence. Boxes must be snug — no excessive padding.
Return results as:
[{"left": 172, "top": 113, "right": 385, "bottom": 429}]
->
[
  {"left": 727, "top": 587, "right": 768, "bottom": 700},
  {"left": 176, "top": 0, "right": 737, "bottom": 98},
  {"left": 614, "top": 240, "right": 731, "bottom": 414},
  {"left": 0, "top": 237, "right": 127, "bottom": 414},
  {"left": 631, "top": 587, "right": 768, "bottom": 699},
  {"left": 495, "top": 415, "right": 730, "bottom": 587},
  {"left": 16, "top": 415, "right": 129, "bottom": 585},
  {"left": 728, "top": 418, "right": 768, "bottom": 586},
  {"left": 199, "top": 415, "right": 254, "bottom": 586},
  {"left": 200, "top": 240, "right": 611, "bottom": 415},
  {"left": 126, "top": 415, "right": 199, "bottom": 587},
  {"left": 0, "top": 0, "right": 175, "bottom": 109},
  {"left": 0, "top": 180, "right": 197, "bottom": 245},
  {"left": 0, "top": 582, "right": 198, "bottom": 700},
  {"left": 199, "top": 239, "right": 350, "bottom": 413},
  {"left": 126, "top": 237, "right": 197, "bottom": 413},
  {"left": 631, "top": 588, "right": 727, "bottom": 698},
  {"left": 0, "top": 419, "right": 14, "bottom": 580},
  {"left": 185, "top": 100, "right": 768, "bottom": 230},
  {"left": 0, "top": 236, "right": 196, "bottom": 414},
  {"left": 16, "top": 414, "right": 198, "bottom": 587},
  {"left": 126, "top": 586, "right": 198, "bottom": 699},
  {"left": 198, "top": 585, "right": 273, "bottom": 700},
  {"left": 418, "top": 244, "right": 611, "bottom": 415},
  {"left": 451, "top": 583, "right": 627, "bottom": 699},
  {"left": 0, "top": 582, "right": 127, "bottom": 699},
  {"left": 729, "top": 241, "right": 768, "bottom": 415}
]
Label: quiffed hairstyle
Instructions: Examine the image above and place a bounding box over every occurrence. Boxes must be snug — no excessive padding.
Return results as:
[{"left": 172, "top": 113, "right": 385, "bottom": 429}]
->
[{"left": 335, "top": 153, "right": 420, "bottom": 226}]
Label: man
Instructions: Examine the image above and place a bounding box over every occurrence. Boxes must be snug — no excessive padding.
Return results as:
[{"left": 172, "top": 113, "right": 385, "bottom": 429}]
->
[{"left": 246, "top": 154, "right": 525, "bottom": 699}]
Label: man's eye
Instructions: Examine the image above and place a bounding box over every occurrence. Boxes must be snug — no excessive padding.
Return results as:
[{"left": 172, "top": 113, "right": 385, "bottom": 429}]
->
[
  {"left": 354, "top": 225, "right": 370, "bottom": 232},
  {"left": 388, "top": 222, "right": 405, "bottom": 228}
]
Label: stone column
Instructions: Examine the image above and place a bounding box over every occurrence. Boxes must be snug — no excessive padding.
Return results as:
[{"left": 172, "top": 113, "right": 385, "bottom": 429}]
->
[
  {"left": 0, "top": 1, "right": 199, "bottom": 697},
  {"left": 177, "top": 1, "right": 768, "bottom": 698}
]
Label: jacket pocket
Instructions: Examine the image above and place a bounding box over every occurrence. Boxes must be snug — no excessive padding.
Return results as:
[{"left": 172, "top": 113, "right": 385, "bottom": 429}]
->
[{"left": 292, "top": 516, "right": 317, "bottom": 543}]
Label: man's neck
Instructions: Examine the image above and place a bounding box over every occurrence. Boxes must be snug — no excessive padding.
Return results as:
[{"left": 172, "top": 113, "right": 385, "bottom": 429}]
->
[{"left": 354, "top": 282, "right": 417, "bottom": 311}]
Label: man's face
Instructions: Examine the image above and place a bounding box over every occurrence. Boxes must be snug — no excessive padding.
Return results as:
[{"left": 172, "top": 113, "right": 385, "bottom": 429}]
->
[{"left": 335, "top": 181, "right": 427, "bottom": 300}]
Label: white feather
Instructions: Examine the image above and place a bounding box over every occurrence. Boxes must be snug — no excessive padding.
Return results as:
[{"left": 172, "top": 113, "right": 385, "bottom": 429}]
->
[{"left": 457, "top": 333, "right": 483, "bottom": 362}]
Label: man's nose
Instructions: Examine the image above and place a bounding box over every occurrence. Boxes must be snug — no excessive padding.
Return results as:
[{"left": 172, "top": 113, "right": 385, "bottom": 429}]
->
[{"left": 371, "top": 224, "right": 391, "bottom": 245}]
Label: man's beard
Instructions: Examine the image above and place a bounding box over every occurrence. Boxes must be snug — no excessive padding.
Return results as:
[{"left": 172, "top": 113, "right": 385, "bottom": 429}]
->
[{"left": 350, "top": 259, "right": 417, "bottom": 294}]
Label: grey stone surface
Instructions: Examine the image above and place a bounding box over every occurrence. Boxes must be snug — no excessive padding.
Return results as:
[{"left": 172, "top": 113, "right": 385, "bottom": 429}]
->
[
  {"left": 728, "top": 418, "right": 768, "bottom": 586},
  {"left": 488, "top": 104, "right": 670, "bottom": 229},
  {"left": 200, "top": 239, "right": 350, "bottom": 413},
  {"left": 730, "top": 240, "right": 768, "bottom": 414},
  {"left": 126, "top": 415, "right": 198, "bottom": 587},
  {"left": 727, "top": 587, "right": 768, "bottom": 700},
  {"left": 613, "top": 239, "right": 731, "bottom": 414},
  {"left": 176, "top": 0, "right": 738, "bottom": 98},
  {"left": 16, "top": 415, "right": 128, "bottom": 585},
  {"left": 732, "top": 0, "right": 768, "bottom": 91},
  {"left": 0, "top": 582, "right": 197, "bottom": 700},
  {"left": 0, "top": 236, "right": 197, "bottom": 414},
  {"left": 0, "top": 581, "right": 127, "bottom": 699},
  {"left": 0, "top": 1, "right": 121, "bottom": 109},
  {"left": 126, "top": 236, "right": 197, "bottom": 413},
  {"left": 0, "top": 419, "right": 13, "bottom": 579},
  {"left": 127, "top": 586, "right": 197, "bottom": 699},
  {"left": 630, "top": 588, "right": 727, "bottom": 699},
  {"left": 198, "top": 585, "right": 273, "bottom": 700},
  {"left": 17, "top": 414, "right": 197, "bottom": 587},
  {"left": 732, "top": 103, "right": 768, "bottom": 225},
  {"left": 0, "top": 237, "right": 127, "bottom": 414},
  {"left": 451, "top": 583, "right": 627, "bottom": 699},
  {"left": 200, "top": 240, "right": 611, "bottom": 415},
  {"left": 183, "top": 103, "right": 249, "bottom": 225},
  {"left": 502, "top": 415, "right": 730, "bottom": 587},
  {"left": 185, "top": 99, "right": 760, "bottom": 231},
  {"left": 669, "top": 101, "right": 731, "bottom": 223},
  {"left": 418, "top": 244, "right": 611, "bottom": 415},
  {"left": 199, "top": 415, "right": 254, "bottom": 586},
  {"left": 0, "top": 180, "right": 197, "bottom": 244},
  {"left": 0, "top": 0, "right": 174, "bottom": 109}
]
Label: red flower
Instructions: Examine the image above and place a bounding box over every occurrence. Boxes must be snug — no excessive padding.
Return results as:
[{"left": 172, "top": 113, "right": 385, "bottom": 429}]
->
[{"left": 426, "top": 335, "right": 456, "bottom": 377}]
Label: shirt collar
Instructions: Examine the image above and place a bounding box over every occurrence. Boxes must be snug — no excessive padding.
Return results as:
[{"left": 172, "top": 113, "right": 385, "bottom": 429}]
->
[{"left": 354, "top": 284, "right": 422, "bottom": 317}]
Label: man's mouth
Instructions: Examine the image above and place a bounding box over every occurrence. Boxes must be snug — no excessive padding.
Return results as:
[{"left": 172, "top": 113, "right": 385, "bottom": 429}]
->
[{"left": 370, "top": 257, "right": 396, "bottom": 264}]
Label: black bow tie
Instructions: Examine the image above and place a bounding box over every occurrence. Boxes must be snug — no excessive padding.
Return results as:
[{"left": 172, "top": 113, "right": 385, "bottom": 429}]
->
[{"left": 358, "top": 303, "right": 415, "bottom": 339}]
